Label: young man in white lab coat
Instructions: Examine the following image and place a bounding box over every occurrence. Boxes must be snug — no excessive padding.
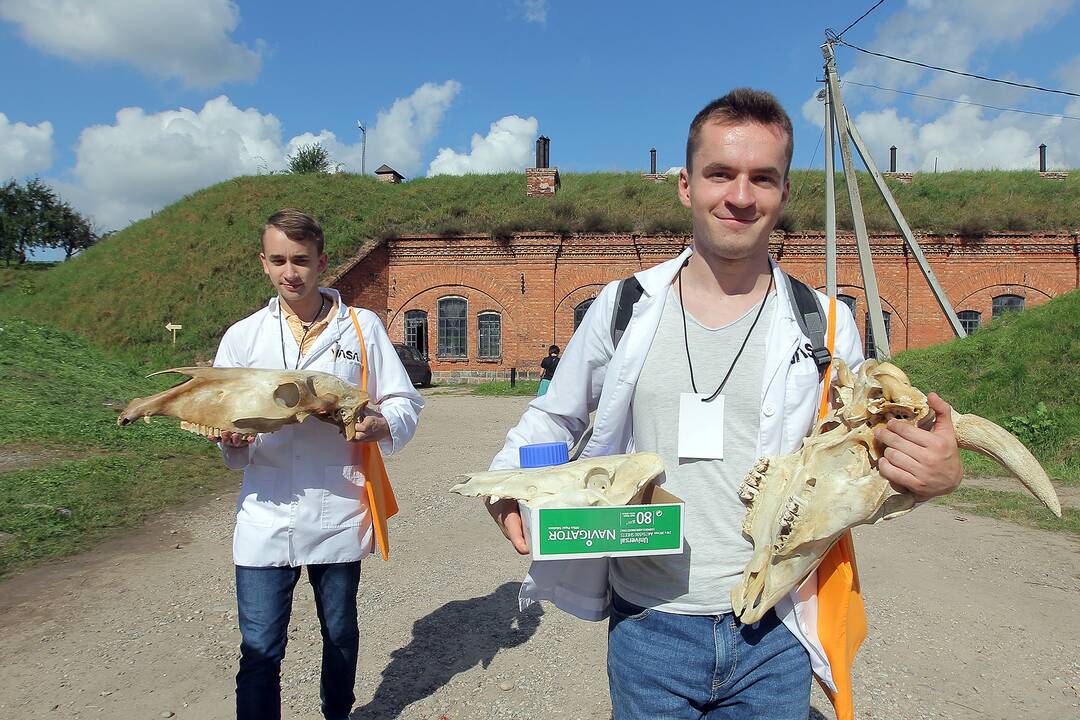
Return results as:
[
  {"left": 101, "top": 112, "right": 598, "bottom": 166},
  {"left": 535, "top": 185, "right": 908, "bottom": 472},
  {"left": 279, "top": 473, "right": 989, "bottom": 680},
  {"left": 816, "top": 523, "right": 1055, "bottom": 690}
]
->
[
  {"left": 485, "top": 89, "right": 963, "bottom": 719},
  {"left": 212, "top": 208, "right": 423, "bottom": 720}
]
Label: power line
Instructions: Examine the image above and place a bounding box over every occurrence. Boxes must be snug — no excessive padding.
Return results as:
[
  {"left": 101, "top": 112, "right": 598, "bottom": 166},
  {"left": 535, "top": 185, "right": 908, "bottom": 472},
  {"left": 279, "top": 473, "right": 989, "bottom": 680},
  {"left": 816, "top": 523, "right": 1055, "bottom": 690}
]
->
[
  {"left": 832, "top": 36, "right": 1080, "bottom": 99},
  {"left": 843, "top": 80, "right": 1080, "bottom": 122},
  {"left": 836, "top": 0, "right": 888, "bottom": 39}
]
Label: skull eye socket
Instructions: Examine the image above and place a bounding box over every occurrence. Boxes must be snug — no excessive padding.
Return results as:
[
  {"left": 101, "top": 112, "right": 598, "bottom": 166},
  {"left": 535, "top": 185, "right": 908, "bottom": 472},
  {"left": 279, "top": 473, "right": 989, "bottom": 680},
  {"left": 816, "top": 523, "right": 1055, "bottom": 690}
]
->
[
  {"left": 273, "top": 382, "right": 302, "bottom": 409},
  {"left": 585, "top": 467, "right": 611, "bottom": 491}
]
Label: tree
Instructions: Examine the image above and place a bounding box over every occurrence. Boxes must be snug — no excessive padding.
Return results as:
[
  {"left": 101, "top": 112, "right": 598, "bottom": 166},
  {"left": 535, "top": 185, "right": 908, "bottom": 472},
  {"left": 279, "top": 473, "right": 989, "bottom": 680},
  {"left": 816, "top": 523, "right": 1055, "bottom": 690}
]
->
[
  {"left": 0, "top": 178, "right": 97, "bottom": 264},
  {"left": 287, "top": 143, "right": 334, "bottom": 174}
]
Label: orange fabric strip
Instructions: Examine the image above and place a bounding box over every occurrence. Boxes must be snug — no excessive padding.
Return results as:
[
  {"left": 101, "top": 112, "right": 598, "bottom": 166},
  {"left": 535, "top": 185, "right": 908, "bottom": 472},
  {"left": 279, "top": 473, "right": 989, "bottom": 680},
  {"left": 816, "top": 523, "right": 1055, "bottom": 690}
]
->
[
  {"left": 348, "top": 307, "right": 397, "bottom": 561},
  {"left": 814, "top": 295, "right": 868, "bottom": 720}
]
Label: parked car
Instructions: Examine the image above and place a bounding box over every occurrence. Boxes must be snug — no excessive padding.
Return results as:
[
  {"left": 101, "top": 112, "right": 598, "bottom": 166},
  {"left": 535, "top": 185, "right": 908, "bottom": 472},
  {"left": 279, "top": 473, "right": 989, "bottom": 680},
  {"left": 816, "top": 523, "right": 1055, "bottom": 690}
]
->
[{"left": 393, "top": 343, "right": 432, "bottom": 387}]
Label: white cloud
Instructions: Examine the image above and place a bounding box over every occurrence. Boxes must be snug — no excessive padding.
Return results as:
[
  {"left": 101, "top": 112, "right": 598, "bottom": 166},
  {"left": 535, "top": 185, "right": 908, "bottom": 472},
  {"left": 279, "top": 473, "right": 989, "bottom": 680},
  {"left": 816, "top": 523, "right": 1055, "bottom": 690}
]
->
[
  {"left": 852, "top": 101, "right": 1079, "bottom": 172},
  {"left": 0, "top": 113, "right": 53, "bottom": 179},
  {"left": 803, "top": 1, "right": 1080, "bottom": 171},
  {"left": 427, "top": 115, "right": 538, "bottom": 176},
  {"left": 841, "top": 0, "right": 1072, "bottom": 97},
  {"left": 520, "top": 0, "right": 548, "bottom": 24},
  {"left": 1058, "top": 53, "right": 1080, "bottom": 87},
  {"left": 0, "top": 0, "right": 261, "bottom": 86},
  {"left": 56, "top": 81, "right": 463, "bottom": 230},
  {"left": 279, "top": 80, "right": 462, "bottom": 179},
  {"left": 364, "top": 80, "right": 461, "bottom": 177},
  {"left": 65, "top": 95, "right": 284, "bottom": 229}
]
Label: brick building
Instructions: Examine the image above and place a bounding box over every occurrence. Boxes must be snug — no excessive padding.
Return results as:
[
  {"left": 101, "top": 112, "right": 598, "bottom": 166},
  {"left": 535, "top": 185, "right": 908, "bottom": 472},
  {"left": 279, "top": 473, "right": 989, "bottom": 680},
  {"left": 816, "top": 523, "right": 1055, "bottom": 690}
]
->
[{"left": 330, "top": 231, "right": 1079, "bottom": 383}]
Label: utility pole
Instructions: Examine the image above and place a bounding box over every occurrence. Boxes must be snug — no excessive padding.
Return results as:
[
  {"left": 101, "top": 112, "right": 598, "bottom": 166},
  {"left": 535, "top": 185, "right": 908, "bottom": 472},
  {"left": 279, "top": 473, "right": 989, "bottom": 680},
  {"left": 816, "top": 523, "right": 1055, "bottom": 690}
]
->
[
  {"left": 820, "top": 36, "right": 966, "bottom": 357},
  {"left": 357, "top": 120, "right": 367, "bottom": 175}
]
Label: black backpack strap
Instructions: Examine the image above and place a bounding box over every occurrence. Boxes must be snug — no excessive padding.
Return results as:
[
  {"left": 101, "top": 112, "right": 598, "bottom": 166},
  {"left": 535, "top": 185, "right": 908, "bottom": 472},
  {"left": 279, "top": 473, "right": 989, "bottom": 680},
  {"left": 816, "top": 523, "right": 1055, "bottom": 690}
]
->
[
  {"left": 610, "top": 276, "right": 644, "bottom": 350},
  {"left": 784, "top": 274, "right": 832, "bottom": 380}
]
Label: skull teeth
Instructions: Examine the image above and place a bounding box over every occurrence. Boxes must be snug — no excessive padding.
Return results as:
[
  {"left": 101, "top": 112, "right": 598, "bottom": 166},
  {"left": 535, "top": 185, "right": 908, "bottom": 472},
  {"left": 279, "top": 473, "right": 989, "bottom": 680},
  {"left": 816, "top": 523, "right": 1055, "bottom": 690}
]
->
[
  {"left": 180, "top": 421, "right": 223, "bottom": 438},
  {"left": 738, "top": 482, "right": 758, "bottom": 503}
]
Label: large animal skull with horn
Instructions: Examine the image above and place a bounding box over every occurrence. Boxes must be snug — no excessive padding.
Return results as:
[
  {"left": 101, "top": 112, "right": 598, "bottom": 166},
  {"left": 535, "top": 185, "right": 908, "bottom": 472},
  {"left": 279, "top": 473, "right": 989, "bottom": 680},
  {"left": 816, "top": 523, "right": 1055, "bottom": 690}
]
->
[
  {"left": 731, "top": 358, "right": 1061, "bottom": 624},
  {"left": 451, "top": 453, "right": 665, "bottom": 508},
  {"left": 117, "top": 367, "right": 369, "bottom": 440}
]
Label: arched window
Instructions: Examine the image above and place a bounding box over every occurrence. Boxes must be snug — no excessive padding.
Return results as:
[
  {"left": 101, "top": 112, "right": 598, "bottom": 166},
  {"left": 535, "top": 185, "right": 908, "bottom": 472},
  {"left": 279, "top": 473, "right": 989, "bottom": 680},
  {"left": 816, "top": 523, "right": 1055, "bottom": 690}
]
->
[
  {"left": 437, "top": 297, "right": 467, "bottom": 358},
  {"left": 992, "top": 294, "right": 1024, "bottom": 318},
  {"left": 478, "top": 312, "right": 501, "bottom": 359},
  {"left": 838, "top": 294, "right": 857, "bottom": 316},
  {"left": 404, "top": 309, "right": 428, "bottom": 358},
  {"left": 864, "top": 311, "right": 891, "bottom": 360},
  {"left": 957, "top": 310, "right": 981, "bottom": 335},
  {"left": 574, "top": 297, "right": 595, "bottom": 330}
]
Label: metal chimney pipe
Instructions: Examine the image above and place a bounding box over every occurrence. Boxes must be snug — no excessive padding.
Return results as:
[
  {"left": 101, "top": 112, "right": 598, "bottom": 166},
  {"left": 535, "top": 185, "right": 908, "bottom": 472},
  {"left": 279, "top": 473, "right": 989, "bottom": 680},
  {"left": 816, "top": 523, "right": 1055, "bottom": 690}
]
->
[
  {"left": 535, "top": 137, "right": 544, "bottom": 168},
  {"left": 889, "top": 146, "right": 897, "bottom": 173},
  {"left": 650, "top": 148, "right": 657, "bottom": 174},
  {"left": 1039, "top": 143, "right": 1047, "bottom": 172},
  {"left": 542, "top": 137, "right": 550, "bottom": 168}
]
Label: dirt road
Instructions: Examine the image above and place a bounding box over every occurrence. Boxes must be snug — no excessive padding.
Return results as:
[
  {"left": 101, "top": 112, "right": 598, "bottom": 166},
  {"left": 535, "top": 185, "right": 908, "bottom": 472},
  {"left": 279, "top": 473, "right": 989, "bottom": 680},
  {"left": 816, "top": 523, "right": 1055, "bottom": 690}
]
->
[{"left": 1, "top": 392, "right": 1077, "bottom": 719}]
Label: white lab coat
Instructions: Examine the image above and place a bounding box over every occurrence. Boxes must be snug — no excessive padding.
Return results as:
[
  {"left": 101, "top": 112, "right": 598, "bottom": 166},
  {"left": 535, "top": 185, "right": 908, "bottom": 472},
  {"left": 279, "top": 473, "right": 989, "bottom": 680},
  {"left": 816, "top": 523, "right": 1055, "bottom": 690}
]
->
[
  {"left": 489, "top": 248, "right": 864, "bottom": 691},
  {"left": 214, "top": 288, "right": 424, "bottom": 568}
]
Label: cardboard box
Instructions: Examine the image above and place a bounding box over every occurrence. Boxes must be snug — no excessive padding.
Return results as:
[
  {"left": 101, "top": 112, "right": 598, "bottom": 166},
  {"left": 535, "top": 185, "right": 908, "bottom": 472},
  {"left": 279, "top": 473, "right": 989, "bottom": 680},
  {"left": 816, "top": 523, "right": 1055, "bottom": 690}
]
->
[{"left": 521, "top": 483, "right": 684, "bottom": 561}]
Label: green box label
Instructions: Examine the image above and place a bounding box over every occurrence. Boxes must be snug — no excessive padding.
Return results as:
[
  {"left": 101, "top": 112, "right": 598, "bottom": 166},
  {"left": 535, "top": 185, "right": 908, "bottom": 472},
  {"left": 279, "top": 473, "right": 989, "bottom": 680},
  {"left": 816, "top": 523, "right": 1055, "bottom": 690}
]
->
[{"left": 536, "top": 503, "right": 682, "bottom": 557}]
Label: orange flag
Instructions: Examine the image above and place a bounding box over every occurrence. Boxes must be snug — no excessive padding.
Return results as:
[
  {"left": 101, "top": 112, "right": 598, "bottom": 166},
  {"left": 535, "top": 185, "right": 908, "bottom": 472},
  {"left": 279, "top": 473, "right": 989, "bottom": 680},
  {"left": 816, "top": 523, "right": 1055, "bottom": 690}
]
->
[
  {"left": 349, "top": 307, "right": 399, "bottom": 561},
  {"left": 814, "top": 296, "right": 868, "bottom": 720}
]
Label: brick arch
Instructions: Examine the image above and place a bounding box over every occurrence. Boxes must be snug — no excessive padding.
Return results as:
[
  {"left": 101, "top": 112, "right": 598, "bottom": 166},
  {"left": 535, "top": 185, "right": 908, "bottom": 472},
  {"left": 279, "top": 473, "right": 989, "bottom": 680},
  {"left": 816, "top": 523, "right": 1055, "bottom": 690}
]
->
[
  {"left": 389, "top": 266, "right": 520, "bottom": 328},
  {"left": 391, "top": 284, "right": 522, "bottom": 367},
  {"left": 556, "top": 283, "right": 605, "bottom": 317},
  {"left": 799, "top": 277, "right": 907, "bottom": 331},
  {"left": 555, "top": 283, "right": 606, "bottom": 347},
  {"left": 952, "top": 267, "right": 1056, "bottom": 306}
]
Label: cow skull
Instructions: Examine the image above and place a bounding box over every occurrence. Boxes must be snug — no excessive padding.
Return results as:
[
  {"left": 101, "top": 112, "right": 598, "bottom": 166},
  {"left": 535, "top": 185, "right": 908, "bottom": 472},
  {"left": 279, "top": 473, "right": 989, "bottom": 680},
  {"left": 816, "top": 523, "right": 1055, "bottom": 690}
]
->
[
  {"left": 731, "top": 358, "right": 1061, "bottom": 624},
  {"left": 451, "top": 452, "right": 665, "bottom": 508},
  {"left": 117, "top": 367, "right": 369, "bottom": 440}
]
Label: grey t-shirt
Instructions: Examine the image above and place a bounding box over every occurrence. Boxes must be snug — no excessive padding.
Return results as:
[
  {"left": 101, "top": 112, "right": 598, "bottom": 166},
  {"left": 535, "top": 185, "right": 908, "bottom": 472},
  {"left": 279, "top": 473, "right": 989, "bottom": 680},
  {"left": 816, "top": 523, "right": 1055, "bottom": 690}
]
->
[{"left": 610, "top": 285, "right": 775, "bottom": 615}]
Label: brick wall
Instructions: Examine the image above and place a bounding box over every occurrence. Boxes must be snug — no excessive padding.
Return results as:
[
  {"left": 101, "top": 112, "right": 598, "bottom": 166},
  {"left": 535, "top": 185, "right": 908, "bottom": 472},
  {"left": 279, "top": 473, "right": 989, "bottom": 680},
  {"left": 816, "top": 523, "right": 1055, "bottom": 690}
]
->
[
  {"left": 525, "top": 168, "right": 559, "bottom": 196},
  {"left": 331, "top": 231, "right": 1079, "bottom": 382}
]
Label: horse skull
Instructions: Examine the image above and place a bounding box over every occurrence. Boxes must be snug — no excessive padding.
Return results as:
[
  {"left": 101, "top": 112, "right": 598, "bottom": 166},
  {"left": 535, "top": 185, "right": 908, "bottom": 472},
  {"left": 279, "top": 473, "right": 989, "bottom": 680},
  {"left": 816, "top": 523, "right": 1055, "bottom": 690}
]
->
[
  {"left": 117, "top": 367, "right": 369, "bottom": 440},
  {"left": 451, "top": 452, "right": 665, "bottom": 508},
  {"left": 731, "top": 358, "right": 1061, "bottom": 624}
]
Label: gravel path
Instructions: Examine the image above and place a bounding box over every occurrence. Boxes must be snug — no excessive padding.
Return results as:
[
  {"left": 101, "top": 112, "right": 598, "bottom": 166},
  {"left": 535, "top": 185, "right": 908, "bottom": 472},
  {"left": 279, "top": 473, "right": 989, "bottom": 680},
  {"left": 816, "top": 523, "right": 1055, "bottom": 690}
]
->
[{"left": 1, "top": 392, "right": 1077, "bottom": 719}]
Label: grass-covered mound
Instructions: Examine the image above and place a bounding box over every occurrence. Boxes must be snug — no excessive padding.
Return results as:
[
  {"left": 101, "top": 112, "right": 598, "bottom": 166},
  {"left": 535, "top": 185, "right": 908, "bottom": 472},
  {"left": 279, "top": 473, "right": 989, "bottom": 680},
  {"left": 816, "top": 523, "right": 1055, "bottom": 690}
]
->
[
  {"left": 3, "top": 170, "right": 1079, "bottom": 368},
  {"left": 896, "top": 288, "right": 1079, "bottom": 484},
  {"left": 896, "top": 289, "right": 1080, "bottom": 534},
  {"left": 0, "top": 319, "right": 234, "bottom": 576}
]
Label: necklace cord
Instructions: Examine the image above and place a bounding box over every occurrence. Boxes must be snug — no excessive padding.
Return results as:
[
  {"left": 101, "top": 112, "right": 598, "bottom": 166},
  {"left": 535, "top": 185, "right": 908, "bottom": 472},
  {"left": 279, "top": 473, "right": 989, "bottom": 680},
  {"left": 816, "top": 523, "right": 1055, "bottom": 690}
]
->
[
  {"left": 677, "top": 266, "right": 774, "bottom": 403},
  {"left": 279, "top": 294, "right": 328, "bottom": 370}
]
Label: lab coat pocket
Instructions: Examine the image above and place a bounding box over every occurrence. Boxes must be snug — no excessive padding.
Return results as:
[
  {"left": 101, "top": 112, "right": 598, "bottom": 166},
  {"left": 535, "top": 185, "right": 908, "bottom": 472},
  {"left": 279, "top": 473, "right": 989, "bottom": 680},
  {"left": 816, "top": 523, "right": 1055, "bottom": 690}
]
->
[
  {"left": 321, "top": 464, "right": 366, "bottom": 530},
  {"left": 236, "top": 464, "right": 284, "bottom": 528},
  {"left": 783, "top": 370, "right": 823, "bottom": 445}
]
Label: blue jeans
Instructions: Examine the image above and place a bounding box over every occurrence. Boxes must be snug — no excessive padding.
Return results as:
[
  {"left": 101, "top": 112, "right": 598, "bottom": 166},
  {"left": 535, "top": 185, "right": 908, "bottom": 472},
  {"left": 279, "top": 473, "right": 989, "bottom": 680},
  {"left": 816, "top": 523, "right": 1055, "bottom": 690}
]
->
[
  {"left": 607, "top": 592, "right": 811, "bottom": 720},
  {"left": 235, "top": 562, "right": 361, "bottom": 720}
]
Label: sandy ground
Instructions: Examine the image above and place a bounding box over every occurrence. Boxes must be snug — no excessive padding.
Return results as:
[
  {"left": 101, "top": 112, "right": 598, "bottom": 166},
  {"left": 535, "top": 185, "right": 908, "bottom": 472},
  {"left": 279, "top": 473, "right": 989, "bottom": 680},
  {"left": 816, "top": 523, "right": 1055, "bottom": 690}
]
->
[{"left": 1, "top": 392, "right": 1078, "bottom": 720}]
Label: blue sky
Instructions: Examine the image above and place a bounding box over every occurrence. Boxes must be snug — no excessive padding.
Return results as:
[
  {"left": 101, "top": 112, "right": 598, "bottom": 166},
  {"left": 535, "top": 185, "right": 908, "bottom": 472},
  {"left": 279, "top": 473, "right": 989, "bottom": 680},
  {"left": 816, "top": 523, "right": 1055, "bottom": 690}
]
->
[{"left": 2, "top": 0, "right": 1079, "bottom": 244}]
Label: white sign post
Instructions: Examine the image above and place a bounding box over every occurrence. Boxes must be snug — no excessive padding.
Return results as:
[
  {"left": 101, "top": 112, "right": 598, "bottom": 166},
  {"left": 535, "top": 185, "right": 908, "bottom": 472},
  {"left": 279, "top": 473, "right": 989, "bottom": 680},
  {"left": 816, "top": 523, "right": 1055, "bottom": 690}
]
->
[{"left": 165, "top": 322, "right": 182, "bottom": 344}]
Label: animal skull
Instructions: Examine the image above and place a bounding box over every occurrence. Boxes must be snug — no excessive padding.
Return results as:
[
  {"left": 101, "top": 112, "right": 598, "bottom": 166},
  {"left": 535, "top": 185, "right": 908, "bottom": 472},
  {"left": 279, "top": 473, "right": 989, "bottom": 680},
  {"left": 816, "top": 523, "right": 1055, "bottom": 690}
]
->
[
  {"left": 451, "top": 452, "right": 665, "bottom": 508},
  {"left": 117, "top": 367, "right": 369, "bottom": 440},
  {"left": 731, "top": 358, "right": 1061, "bottom": 624}
]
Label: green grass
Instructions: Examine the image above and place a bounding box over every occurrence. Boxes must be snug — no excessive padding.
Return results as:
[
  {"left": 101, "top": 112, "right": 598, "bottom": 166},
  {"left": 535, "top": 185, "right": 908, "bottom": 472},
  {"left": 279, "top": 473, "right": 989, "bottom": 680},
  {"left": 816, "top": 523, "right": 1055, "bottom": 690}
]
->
[
  {"left": 0, "top": 319, "right": 234, "bottom": 577},
  {"left": 932, "top": 487, "right": 1080, "bottom": 536},
  {"left": 894, "top": 289, "right": 1080, "bottom": 484},
  {"left": 470, "top": 380, "right": 541, "bottom": 396},
  {"left": 2, "top": 170, "right": 1079, "bottom": 369}
]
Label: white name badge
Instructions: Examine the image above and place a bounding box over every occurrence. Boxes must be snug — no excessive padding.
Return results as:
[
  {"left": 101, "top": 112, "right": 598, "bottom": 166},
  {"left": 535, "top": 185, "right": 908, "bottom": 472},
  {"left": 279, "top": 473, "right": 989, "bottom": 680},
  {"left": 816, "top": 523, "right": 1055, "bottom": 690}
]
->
[{"left": 678, "top": 393, "right": 724, "bottom": 460}]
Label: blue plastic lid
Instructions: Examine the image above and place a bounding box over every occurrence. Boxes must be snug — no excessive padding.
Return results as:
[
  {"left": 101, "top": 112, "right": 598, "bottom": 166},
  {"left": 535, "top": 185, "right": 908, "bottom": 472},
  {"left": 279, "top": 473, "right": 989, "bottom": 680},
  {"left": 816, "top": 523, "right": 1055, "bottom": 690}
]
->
[{"left": 519, "top": 442, "right": 570, "bottom": 468}]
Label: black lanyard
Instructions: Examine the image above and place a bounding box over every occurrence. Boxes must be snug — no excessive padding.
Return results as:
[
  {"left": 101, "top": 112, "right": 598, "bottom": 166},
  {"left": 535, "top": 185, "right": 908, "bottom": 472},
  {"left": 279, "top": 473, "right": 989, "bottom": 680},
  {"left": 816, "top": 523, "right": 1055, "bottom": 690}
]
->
[
  {"left": 677, "top": 266, "right": 774, "bottom": 403},
  {"left": 278, "top": 295, "right": 327, "bottom": 369}
]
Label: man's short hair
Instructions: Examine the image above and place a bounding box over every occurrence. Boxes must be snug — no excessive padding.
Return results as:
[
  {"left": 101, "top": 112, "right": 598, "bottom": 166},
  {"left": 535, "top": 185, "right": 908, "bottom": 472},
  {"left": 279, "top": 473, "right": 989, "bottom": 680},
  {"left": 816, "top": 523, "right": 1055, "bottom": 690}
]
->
[
  {"left": 685, "top": 88, "right": 794, "bottom": 176},
  {"left": 263, "top": 208, "right": 325, "bottom": 254}
]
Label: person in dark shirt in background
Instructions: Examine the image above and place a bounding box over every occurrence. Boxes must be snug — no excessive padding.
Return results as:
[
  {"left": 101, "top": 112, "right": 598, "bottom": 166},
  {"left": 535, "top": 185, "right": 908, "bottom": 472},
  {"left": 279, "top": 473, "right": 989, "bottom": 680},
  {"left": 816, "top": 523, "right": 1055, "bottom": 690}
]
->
[{"left": 538, "top": 344, "right": 560, "bottom": 396}]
